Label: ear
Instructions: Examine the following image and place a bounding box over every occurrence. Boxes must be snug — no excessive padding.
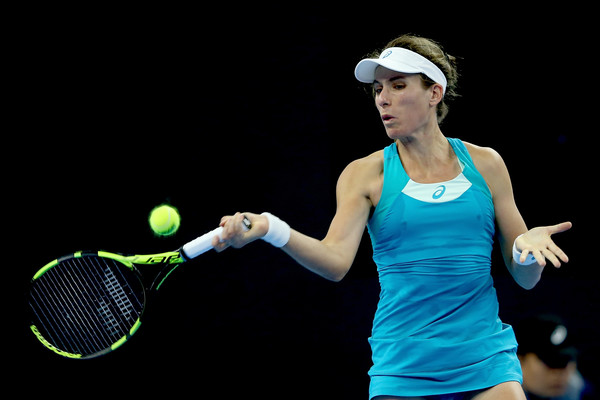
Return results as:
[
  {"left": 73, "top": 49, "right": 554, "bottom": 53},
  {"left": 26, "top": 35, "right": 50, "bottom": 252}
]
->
[{"left": 429, "top": 83, "right": 444, "bottom": 106}]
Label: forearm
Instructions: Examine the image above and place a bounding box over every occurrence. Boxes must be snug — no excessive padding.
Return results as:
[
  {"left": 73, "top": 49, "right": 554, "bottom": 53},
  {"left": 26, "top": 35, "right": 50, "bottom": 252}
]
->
[
  {"left": 499, "top": 230, "right": 544, "bottom": 290},
  {"left": 217, "top": 160, "right": 373, "bottom": 282},
  {"left": 500, "top": 233, "right": 543, "bottom": 290},
  {"left": 221, "top": 212, "right": 359, "bottom": 282},
  {"left": 281, "top": 229, "right": 354, "bottom": 282},
  {"left": 506, "top": 260, "right": 544, "bottom": 290}
]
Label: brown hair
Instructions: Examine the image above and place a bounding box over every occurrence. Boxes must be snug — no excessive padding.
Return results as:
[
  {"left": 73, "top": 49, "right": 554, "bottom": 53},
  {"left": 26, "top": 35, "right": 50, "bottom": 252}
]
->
[{"left": 370, "top": 34, "right": 459, "bottom": 124}]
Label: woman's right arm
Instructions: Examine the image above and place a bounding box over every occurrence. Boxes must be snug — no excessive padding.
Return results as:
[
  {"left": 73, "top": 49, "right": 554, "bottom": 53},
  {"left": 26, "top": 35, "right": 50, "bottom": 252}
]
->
[{"left": 215, "top": 154, "right": 380, "bottom": 282}]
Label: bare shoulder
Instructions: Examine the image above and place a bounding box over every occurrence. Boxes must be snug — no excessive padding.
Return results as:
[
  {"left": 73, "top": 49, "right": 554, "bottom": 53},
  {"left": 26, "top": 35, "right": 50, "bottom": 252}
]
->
[
  {"left": 337, "top": 150, "right": 384, "bottom": 204},
  {"left": 339, "top": 150, "right": 383, "bottom": 180},
  {"left": 462, "top": 141, "right": 507, "bottom": 175},
  {"left": 462, "top": 141, "right": 511, "bottom": 198}
]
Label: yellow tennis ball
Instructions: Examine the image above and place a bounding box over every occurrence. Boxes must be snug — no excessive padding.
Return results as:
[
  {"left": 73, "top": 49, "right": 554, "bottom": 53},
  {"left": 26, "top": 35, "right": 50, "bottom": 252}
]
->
[{"left": 149, "top": 204, "right": 180, "bottom": 236}]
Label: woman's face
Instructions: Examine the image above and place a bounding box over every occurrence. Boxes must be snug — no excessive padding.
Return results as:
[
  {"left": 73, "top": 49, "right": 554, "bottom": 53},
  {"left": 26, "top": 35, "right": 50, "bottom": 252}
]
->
[{"left": 373, "top": 66, "right": 440, "bottom": 140}]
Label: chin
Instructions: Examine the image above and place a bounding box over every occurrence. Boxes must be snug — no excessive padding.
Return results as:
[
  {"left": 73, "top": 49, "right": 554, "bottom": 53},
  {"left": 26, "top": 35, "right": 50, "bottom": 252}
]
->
[{"left": 385, "top": 129, "right": 414, "bottom": 141}]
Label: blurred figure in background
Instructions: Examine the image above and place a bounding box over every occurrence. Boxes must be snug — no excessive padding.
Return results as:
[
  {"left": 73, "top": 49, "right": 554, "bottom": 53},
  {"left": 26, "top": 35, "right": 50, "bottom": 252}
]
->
[{"left": 514, "top": 314, "right": 593, "bottom": 399}]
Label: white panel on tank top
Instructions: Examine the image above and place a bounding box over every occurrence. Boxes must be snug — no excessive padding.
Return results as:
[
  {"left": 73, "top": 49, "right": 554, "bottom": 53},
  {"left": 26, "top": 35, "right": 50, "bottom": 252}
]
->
[{"left": 401, "top": 173, "right": 472, "bottom": 203}]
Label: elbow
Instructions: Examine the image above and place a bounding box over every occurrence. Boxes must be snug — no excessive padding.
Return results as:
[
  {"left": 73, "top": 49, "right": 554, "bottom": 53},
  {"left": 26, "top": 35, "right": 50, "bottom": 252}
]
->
[
  {"left": 324, "top": 270, "right": 348, "bottom": 283},
  {"left": 328, "top": 273, "right": 346, "bottom": 283},
  {"left": 517, "top": 280, "right": 538, "bottom": 290},
  {"left": 324, "top": 264, "right": 351, "bottom": 283},
  {"left": 513, "top": 272, "right": 541, "bottom": 290}
]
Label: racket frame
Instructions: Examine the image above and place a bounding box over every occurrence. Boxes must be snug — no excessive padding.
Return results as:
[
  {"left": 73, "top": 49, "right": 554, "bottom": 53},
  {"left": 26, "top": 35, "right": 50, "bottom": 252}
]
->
[
  {"left": 29, "top": 249, "right": 185, "bottom": 359},
  {"left": 29, "top": 216, "right": 251, "bottom": 359}
]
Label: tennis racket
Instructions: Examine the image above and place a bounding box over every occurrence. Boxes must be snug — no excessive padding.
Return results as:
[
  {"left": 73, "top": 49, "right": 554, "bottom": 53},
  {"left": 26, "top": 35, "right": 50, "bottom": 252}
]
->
[{"left": 28, "top": 216, "right": 251, "bottom": 359}]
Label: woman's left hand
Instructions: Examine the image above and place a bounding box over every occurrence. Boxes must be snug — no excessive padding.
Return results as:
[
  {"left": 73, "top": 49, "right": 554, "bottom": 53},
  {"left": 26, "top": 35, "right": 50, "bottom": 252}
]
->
[{"left": 515, "top": 222, "right": 572, "bottom": 267}]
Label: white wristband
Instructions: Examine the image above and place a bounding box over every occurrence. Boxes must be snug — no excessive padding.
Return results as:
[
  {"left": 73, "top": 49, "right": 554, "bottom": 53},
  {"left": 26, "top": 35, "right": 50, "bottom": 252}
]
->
[
  {"left": 512, "top": 234, "right": 537, "bottom": 266},
  {"left": 261, "top": 212, "right": 291, "bottom": 248}
]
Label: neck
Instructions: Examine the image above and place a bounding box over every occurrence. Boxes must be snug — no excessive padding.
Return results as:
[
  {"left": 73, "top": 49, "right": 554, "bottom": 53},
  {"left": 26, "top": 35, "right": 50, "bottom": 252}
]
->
[
  {"left": 396, "top": 124, "right": 448, "bottom": 162},
  {"left": 394, "top": 125, "right": 459, "bottom": 183}
]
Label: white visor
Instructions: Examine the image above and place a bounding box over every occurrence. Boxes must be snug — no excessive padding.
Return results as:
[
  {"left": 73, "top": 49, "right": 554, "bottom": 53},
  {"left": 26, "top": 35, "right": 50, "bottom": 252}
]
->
[{"left": 354, "top": 47, "right": 447, "bottom": 95}]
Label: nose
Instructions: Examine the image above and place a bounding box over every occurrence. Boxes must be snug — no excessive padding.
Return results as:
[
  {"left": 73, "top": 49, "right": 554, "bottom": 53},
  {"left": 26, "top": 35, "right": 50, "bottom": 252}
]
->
[{"left": 376, "top": 87, "right": 390, "bottom": 108}]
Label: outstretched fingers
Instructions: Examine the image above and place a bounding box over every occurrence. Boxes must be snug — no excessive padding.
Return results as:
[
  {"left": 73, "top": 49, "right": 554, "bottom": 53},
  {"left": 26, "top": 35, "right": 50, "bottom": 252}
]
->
[
  {"left": 545, "top": 221, "right": 572, "bottom": 267},
  {"left": 524, "top": 239, "right": 570, "bottom": 269},
  {"left": 548, "top": 221, "right": 573, "bottom": 235}
]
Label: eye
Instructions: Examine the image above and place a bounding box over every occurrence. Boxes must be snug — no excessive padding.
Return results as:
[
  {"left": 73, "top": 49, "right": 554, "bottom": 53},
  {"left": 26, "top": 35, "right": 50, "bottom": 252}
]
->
[{"left": 392, "top": 83, "right": 406, "bottom": 90}]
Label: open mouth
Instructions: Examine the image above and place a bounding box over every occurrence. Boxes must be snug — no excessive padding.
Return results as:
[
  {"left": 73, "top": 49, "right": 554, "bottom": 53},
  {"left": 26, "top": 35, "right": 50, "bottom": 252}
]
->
[{"left": 382, "top": 114, "right": 394, "bottom": 122}]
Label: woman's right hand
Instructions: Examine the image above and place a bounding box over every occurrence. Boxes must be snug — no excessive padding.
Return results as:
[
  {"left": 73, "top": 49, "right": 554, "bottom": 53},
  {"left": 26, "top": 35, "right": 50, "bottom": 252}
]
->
[{"left": 212, "top": 212, "right": 268, "bottom": 252}]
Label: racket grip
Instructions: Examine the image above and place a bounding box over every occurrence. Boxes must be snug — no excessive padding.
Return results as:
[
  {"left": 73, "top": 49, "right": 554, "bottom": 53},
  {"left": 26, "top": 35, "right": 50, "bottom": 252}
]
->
[
  {"left": 181, "top": 227, "right": 223, "bottom": 259},
  {"left": 181, "top": 217, "right": 251, "bottom": 260}
]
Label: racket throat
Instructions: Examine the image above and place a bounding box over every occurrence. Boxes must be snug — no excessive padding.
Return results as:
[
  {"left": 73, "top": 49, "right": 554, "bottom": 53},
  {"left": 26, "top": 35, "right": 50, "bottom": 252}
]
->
[{"left": 150, "top": 263, "right": 183, "bottom": 291}]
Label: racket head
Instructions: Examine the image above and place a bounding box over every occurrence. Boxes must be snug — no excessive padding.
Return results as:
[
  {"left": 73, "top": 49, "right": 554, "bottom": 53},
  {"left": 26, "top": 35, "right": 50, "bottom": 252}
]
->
[{"left": 29, "top": 251, "right": 146, "bottom": 359}]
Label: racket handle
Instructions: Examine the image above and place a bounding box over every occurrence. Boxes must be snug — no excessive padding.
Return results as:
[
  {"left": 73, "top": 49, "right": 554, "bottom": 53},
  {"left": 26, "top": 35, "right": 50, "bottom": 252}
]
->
[
  {"left": 181, "top": 227, "right": 224, "bottom": 259},
  {"left": 181, "top": 216, "right": 251, "bottom": 260}
]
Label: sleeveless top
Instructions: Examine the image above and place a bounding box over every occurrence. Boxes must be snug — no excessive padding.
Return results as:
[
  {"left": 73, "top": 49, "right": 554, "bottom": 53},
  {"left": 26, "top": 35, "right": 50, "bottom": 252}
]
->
[{"left": 366, "top": 138, "right": 522, "bottom": 398}]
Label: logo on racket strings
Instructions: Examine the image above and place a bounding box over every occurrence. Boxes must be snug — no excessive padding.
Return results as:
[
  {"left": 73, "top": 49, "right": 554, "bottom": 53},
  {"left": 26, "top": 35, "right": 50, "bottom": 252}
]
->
[{"left": 101, "top": 268, "right": 136, "bottom": 336}]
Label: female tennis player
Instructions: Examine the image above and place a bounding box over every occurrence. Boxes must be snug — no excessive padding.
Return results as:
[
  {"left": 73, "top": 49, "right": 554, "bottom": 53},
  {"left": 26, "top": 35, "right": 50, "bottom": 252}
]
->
[{"left": 213, "top": 35, "right": 572, "bottom": 400}]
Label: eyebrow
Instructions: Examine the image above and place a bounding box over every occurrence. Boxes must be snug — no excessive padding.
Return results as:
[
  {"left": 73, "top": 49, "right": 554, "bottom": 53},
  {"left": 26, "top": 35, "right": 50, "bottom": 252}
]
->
[{"left": 372, "top": 75, "right": 408, "bottom": 85}]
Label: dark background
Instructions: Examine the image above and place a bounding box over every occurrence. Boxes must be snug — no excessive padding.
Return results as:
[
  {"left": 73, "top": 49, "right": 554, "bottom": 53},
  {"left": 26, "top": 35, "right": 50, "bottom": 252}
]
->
[{"left": 11, "top": 6, "right": 597, "bottom": 398}]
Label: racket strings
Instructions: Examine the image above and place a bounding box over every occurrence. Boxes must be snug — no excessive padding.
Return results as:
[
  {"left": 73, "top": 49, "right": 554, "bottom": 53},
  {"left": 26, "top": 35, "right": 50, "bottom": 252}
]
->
[
  {"left": 30, "top": 258, "right": 106, "bottom": 355},
  {"left": 29, "top": 255, "right": 144, "bottom": 357}
]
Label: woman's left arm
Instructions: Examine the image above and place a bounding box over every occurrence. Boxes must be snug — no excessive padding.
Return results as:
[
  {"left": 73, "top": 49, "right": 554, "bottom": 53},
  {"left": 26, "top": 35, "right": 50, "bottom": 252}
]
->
[{"left": 467, "top": 143, "right": 572, "bottom": 289}]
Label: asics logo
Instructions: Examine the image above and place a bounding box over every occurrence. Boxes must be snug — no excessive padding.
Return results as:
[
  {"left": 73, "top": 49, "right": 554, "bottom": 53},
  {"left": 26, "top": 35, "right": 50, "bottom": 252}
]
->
[{"left": 432, "top": 185, "right": 446, "bottom": 199}]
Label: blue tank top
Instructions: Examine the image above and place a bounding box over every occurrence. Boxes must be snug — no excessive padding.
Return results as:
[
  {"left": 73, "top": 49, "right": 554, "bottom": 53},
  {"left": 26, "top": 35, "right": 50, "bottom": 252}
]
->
[{"left": 366, "top": 138, "right": 522, "bottom": 398}]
